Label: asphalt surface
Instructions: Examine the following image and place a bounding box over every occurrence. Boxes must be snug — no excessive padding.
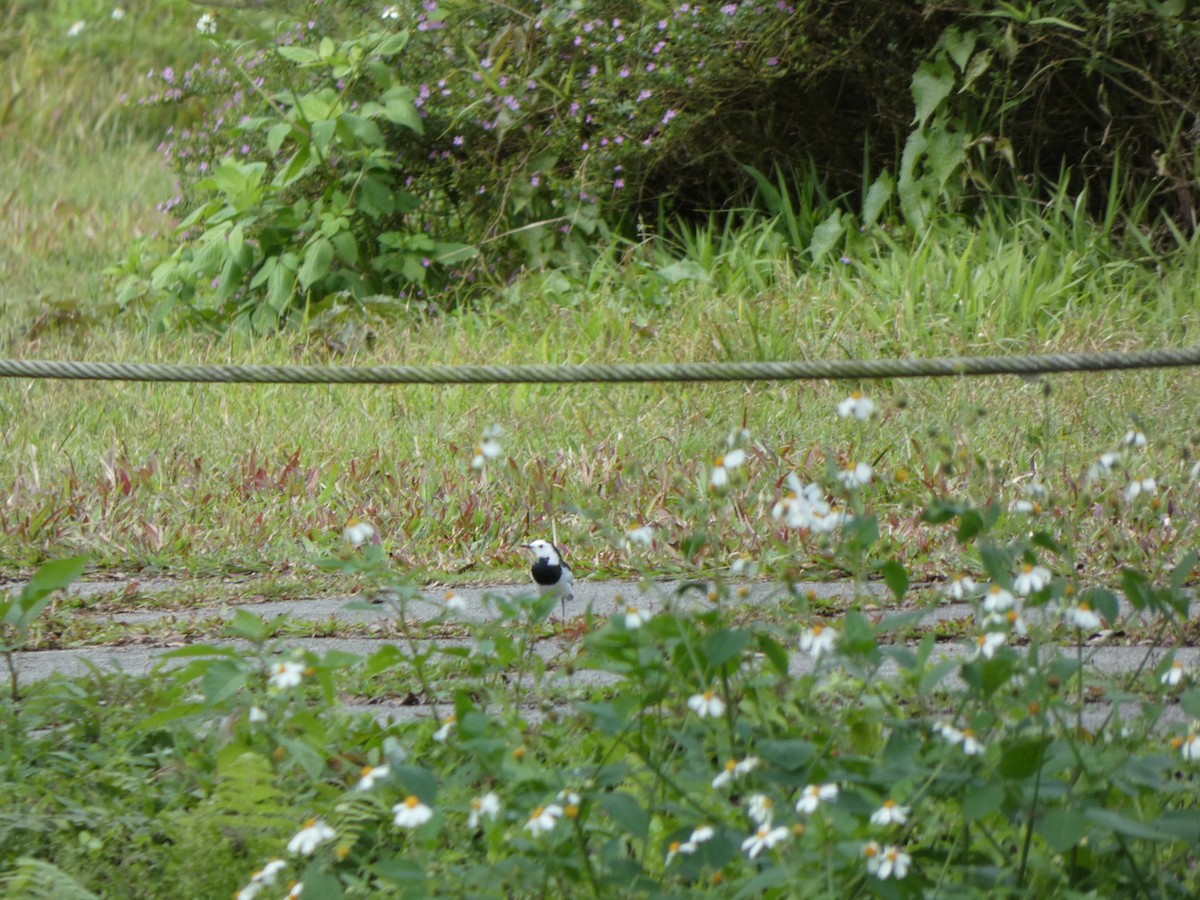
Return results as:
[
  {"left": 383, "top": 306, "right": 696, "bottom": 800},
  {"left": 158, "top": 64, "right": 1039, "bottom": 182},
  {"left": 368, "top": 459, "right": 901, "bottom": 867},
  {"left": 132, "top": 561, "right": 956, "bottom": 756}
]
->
[{"left": 4, "top": 576, "right": 1195, "bottom": 731}]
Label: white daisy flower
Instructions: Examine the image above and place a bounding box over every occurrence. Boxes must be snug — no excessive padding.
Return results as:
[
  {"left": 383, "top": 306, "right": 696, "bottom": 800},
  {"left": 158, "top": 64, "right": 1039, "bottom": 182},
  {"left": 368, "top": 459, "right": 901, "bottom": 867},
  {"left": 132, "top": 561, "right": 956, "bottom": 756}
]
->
[
  {"left": 196, "top": 12, "right": 217, "bottom": 34},
  {"left": 876, "top": 844, "right": 912, "bottom": 879},
  {"left": 837, "top": 462, "right": 874, "bottom": 489},
  {"left": 971, "top": 632, "right": 1006, "bottom": 660},
  {"left": 355, "top": 764, "right": 390, "bottom": 791},
  {"left": 626, "top": 525, "right": 654, "bottom": 546},
  {"left": 982, "top": 585, "right": 1015, "bottom": 612},
  {"left": 392, "top": 795, "right": 434, "bottom": 829},
  {"left": 837, "top": 392, "right": 875, "bottom": 421},
  {"left": 381, "top": 5, "right": 400, "bottom": 19},
  {"left": 1012, "top": 564, "right": 1051, "bottom": 596},
  {"left": 869, "top": 799, "right": 909, "bottom": 826},
  {"left": 712, "top": 756, "right": 759, "bottom": 789},
  {"left": 710, "top": 449, "right": 746, "bottom": 488},
  {"left": 687, "top": 690, "right": 726, "bottom": 718},
  {"left": 742, "top": 824, "right": 789, "bottom": 858},
  {"left": 623, "top": 605, "right": 652, "bottom": 629},
  {"left": 1161, "top": 661, "right": 1185, "bottom": 687},
  {"left": 432, "top": 716, "right": 456, "bottom": 743},
  {"left": 343, "top": 518, "right": 375, "bottom": 547},
  {"left": 268, "top": 661, "right": 305, "bottom": 690},
  {"left": 1122, "top": 430, "right": 1147, "bottom": 448},
  {"left": 524, "top": 803, "right": 564, "bottom": 836},
  {"left": 795, "top": 783, "right": 838, "bottom": 814},
  {"left": 943, "top": 574, "right": 977, "bottom": 600},
  {"left": 468, "top": 792, "right": 501, "bottom": 828},
  {"left": 746, "top": 793, "right": 774, "bottom": 826},
  {"left": 67, "top": 20, "right": 86, "bottom": 37},
  {"left": 799, "top": 624, "right": 837, "bottom": 659},
  {"left": 1124, "top": 477, "right": 1157, "bottom": 502},
  {"left": 287, "top": 819, "right": 335, "bottom": 856},
  {"left": 1064, "top": 602, "right": 1102, "bottom": 632}
]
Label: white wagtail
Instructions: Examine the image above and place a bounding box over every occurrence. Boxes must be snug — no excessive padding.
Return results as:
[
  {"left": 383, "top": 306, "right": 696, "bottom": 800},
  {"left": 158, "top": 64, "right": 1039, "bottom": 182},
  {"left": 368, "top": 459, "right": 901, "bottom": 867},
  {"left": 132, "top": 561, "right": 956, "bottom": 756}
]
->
[{"left": 522, "top": 539, "right": 574, "bottom": 619}]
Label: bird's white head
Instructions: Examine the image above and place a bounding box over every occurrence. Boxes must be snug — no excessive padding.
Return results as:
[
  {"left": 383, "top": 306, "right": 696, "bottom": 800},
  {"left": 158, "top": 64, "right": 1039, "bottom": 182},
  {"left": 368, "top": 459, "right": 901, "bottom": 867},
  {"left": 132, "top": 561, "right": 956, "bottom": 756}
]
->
[{"left": 522, "top": 539, "right": 561, "bottom": 564}]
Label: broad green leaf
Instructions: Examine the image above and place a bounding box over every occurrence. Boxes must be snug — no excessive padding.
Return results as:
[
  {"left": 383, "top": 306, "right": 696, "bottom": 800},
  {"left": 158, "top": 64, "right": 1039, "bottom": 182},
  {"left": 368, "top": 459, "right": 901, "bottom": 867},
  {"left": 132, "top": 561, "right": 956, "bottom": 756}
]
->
[
  {"left": 880, "top": 560, "right": 909, "bottom": 601},
  {"left": 1086, "top": 808, "right": 1173, "bottom": 842},
  {"left": 371, "top": 859, "right": 424, "bottom": 885},
  {"left": 277, "top": 46, "right": 321, "bottom": 65},
  {"left": 911, "top": 58, "right": 955, "bottom": 126},
  {"left": 941, "top": 27, "right": 977, "bottom": 71},
  {"left": 228, "top": 609, "right": 269, "bottom": 642},
  {"left": 10, "top": 556, "right": 88, "bottom": 629},
  {"left": 861, "top": 170, "right": 893, "bottom": 227},
  {"left": 200, "top": 659, "right": 247, "bottom": 706},
  {"left": 998, "top": 737, "right": 1046, "bottom": 779},
  {"left": 807, "top": 209, "right": 844, "bottom": 263},
  {"left": 657, "top": 260, "right": 709, "bottom": 284},
  {"left": 704, "top": 629, "right": 750, "bottom": 670},
  {"left": 376, "top": 30, "right": 410, "bottom": 57},
  {"left": 599, "top": 792, "right": 649, "bottom": 839},
  {"left": 963, "top": 781, "right": 1004, "bottom": 822},
  {"left": 1038, "top": 808, "right": 1087, "bottom": 851},
  {"left": 955, "top": 509, "right": 984, "bottom": 543},
  {"left": 1180, "top": 688, "right": 1200, "bottom": 720},
  {"left": 756, "top": 739, "right": 815, "bottom": 772},
  {"left": 298, "top": 237, "right": 334, "bottom": 289}
]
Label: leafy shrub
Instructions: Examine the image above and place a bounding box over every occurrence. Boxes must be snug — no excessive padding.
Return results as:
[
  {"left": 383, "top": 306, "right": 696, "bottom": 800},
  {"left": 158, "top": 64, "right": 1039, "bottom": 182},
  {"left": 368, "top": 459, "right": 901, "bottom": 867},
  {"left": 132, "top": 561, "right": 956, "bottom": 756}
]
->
[{"left": 117, "top": 0, "right": 1200, "bottom": 329}]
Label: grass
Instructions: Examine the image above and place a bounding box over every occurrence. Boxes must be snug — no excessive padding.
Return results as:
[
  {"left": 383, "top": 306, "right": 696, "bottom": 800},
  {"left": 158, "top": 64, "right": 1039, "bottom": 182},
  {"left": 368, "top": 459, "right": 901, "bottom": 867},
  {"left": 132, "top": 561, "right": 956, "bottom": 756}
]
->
[{"left": 3, "top": 6, "right": 1200, "bottom": 899}]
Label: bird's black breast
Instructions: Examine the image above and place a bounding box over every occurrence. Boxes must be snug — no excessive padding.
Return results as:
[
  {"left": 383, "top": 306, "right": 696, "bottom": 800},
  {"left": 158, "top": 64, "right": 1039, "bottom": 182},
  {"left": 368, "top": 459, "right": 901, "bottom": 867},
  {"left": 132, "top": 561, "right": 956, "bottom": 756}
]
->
[{"left": 531, "top": 559, "right": 563, "bottom": 586}]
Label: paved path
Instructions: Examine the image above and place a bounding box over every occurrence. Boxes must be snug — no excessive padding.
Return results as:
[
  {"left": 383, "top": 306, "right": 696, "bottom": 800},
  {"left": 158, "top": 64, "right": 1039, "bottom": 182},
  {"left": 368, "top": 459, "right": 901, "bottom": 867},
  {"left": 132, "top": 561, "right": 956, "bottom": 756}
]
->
[{"left": 5, "top": 577, "right": 1195, "bottom": 730}]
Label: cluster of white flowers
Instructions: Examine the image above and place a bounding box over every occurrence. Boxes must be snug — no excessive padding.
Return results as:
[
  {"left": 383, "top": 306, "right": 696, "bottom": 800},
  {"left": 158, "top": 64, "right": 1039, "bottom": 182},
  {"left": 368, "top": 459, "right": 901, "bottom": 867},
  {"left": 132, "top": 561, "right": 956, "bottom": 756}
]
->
[
  {"left": 235, "top": 858, "right": 287, "bottom": 900},
  {"left": 934, "top": 722, "right": 985, "bottom": 756},
  {"left": 471, "top": 425, "right": 504, "bottom": 470},
  {"left": 665, "top": 825, "right": 715, "bottom": 863},
  {"left": 771, "top": 475, "right": 845, "bottom": 533}
]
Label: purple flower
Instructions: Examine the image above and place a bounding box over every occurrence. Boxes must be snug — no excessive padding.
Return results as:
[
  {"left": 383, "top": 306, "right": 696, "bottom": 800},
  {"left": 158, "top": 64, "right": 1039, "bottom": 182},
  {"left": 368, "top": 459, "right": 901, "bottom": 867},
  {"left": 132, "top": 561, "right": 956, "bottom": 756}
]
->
[
  {"left": 614, "top": 178, "right": 625, "bottom": 189},
  {"left": 721, "top": 4, "right": 738, "bottom": 15},
  {"left": 619, "top": 66, "right": 631, "bottom": 78},
  {"left": 662, "top": 109, "right": 677, "bottom": 124}
]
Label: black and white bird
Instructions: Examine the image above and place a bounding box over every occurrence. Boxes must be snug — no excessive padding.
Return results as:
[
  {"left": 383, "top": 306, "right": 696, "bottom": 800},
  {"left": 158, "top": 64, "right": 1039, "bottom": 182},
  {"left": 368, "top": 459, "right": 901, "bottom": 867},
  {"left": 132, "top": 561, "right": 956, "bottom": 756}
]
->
[{"left": 522, "top": 539, "right": 574, "bottom": 619}]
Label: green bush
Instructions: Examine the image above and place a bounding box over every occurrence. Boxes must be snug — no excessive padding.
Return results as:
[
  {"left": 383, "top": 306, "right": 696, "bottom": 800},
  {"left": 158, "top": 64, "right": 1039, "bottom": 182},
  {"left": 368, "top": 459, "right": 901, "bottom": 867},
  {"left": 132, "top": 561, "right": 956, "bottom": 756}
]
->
[{"left": 114, "top": 0, "right": 1199, "bottom": 329}]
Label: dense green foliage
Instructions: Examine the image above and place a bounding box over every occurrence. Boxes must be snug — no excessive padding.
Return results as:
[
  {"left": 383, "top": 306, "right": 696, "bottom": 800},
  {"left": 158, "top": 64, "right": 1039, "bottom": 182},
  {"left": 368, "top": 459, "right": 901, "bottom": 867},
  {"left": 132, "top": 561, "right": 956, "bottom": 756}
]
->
[{"left": 76, "top": 0, "right": 1200, "bottom": 328}]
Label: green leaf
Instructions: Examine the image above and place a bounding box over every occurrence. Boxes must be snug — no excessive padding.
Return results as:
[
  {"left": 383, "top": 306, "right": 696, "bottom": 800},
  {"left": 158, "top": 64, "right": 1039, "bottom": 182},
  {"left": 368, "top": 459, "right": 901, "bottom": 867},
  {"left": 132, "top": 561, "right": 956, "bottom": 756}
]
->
[
  {"left": 1170, "top": 548, "right": 1196, "bottom": 594},
  {"left": 227, "top": 609, "right": 270, "bottom": 642},
  {"left": 921, "top": 498, "right": 966, "bottom": 524},
  {"left": 911, "top": 58, "right": 955, "bottom": 126},
  {"left": 376, "top": 30, "right": 410, "bottom": 57},
  {"left": 807, "top": 209, "right": 844, "bottom": 263},
  {"left": 704, "top": 629, "right": 750, "bottom": 671},
  {"left": 599, "top": 792, "right": 649, "bottom": 839},
  {"left": 962, "top": 781, "right": 1004, "bottom": 822},
  {"left": 311, "top": 119, "right": 336, "bottom": 156},
  {"left": 298, "top": 237, "right": 334, "bottom": 289},
  {"left": 757, "top": 633, "right": 790, "bottom": 676},
  {"left": 756, "top": 739, "right": 815, "bottom": 772},
  {"left": 880, "top": 560, "right": 908, "bottom": 601},
  {"left": 267, "top": 121, "right": 292, "bottom": 154},
  {"left": 657, "top": 260, "right": 709, "bottom": 284},
  {"left": 200, "top": 659, "right": 247, "bottom": 706},
  {"left": 1087, "top": 588, "right": 1120, "bottom": 625},
  {"left": 9, "top": 556, "right": 88, "bottom": 630},
  {"left": 371, "top": 859, "right": 425, "bottom": 885},
  {"left": 1086, "top": 808, "right": 1173, "bottom": 842},
  {"left": 861, "top": 170, "right": 893, "bottom": 227},
  {"left": 955, "top": 509, "right": 984, "bottom": 543},
  {"left": 1038, "top": 808, "right": 1087, "bottom": 851},
  {"left": 1180, "top": 688, "right": 1200, "bottom": 720},
  {"left": 961, "top": 49, "right": 993, "bottom": 92},
  {"left": 300, "top": 862, "right": 346, "bottom": 899},
  {"left": 277, "top": 46, "right": 321, "bottom": 65},
  {"left": 278, "top": 735, "right": 327, "bottom": 781},
  {"left": 941, "top": 27, "right": 977, "bottom": 71},
  {"left": 998, "top": 737, "right": 1046, "bottom": 779}
]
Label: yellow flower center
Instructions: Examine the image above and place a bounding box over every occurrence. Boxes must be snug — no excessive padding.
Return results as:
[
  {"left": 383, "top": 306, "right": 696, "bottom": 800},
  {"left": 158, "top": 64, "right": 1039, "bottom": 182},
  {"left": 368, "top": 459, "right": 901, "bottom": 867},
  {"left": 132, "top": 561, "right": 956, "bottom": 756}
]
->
[
  {"left": 864, "top": 844, "right": 879, "bottom": 858},
  {"left": 404, "top": 796, "right": 420, "bottom": 809},
  {"left": 531, "top": 805, "right": 544, "bottom": 819},
  {"left": 566, "top": 804, "right": 579, "bottom": 818},
  {"left": 724, "top": 759, "right": 737, "bottom": 773},
  {"left": 668, "top": 840, "right": 682, "bottom": 853},
  {"left": 812, "top": 624, "right": 824, "bottom": 635},
  {"left": 336, "top": 844, "right": 350, "bottom": 860},
  {"left": 1078, "top": 601, "right": 1092, "bottom": 612},
  {"left": 882, "top": 799, "right": 896, "bottom": 809},
  {"left": 851, "top": 391, "right": 863, "bottom": 400},
  {"left": 962, "top": 728, "right": 975, "bottom": 739},
  {"left": 1022, "top": 563, "right": 1033, "bottom": 574}
]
